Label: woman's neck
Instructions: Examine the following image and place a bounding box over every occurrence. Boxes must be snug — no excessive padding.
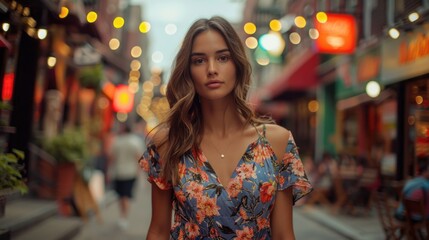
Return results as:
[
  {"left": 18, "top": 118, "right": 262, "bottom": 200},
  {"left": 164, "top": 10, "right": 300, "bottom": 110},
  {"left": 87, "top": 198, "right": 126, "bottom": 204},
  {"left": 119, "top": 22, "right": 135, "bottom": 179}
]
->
[{"left": 200, "top": 99, "right": 245, "bottom": 138}]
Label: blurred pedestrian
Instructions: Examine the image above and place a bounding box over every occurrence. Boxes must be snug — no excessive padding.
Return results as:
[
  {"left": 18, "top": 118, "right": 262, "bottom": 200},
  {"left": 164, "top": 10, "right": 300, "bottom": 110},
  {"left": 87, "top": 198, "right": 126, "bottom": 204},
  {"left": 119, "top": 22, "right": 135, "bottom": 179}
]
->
[
  {"left": 139, "top": 16, "right": 312, "bottom": 239},
  {"left": 108, "top": 123, "right": 144, "bottom": 229},
  {"left": 395, "top": 156, "right": 429, "bottom": 221}
]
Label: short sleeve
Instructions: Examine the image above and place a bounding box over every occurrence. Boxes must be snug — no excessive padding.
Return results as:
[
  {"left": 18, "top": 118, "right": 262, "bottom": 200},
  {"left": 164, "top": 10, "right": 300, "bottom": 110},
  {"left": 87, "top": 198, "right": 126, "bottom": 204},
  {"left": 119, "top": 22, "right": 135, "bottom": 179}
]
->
[
  {"left": 139, "top": 144, "right": 172, "bottom": 190},
  {"left": 275, "top": 131, "right": 313, "bottom": 204}
]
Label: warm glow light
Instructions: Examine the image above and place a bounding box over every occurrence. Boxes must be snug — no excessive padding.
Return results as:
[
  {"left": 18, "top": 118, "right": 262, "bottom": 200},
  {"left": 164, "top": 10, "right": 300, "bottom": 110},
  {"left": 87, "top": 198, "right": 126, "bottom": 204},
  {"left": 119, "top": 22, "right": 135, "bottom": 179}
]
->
[
  {"left": 130, "top": 60, "right": 141, "bottom": 71},
  {"left": 139, "top": 21, "right": 151, "bottom": 33},
  {"left": 2, "top": 23, "right": 10, "bottom": 32},
  {"left": 165, "top": 23, "right": 177, "bottom": 35},
  {"left": 37, "top": 28, "right": 48, "bottom": 39},
  {"left": 47, "top": 56, "right": 56, "bottom": 68},
  {"left": 256, "top": 57, "right": 270, "bottom": 66},
  {"left": 245, "top": 37, "right": 258, "bottom": 49},
  {"left": 388, "top": 28, "right": 400, "bottom": 39},
  {"left": 408, "top": 12, "right": 419, "bottom": 22},
  {"left": 59, "top": 7, "right": 69, "bottom": 18},
  {"left": 294, "top": 16, "right": 307, "bottom": 28},
  {"left": 309, "top": 28, "right": 319, "bottom": 39},
  {"left": 109, "top": 38, "right": 120, "bottom": 50},
  {"left": 416, "top": 95, "right": 424, "bottom": 105},
  {"left": 289, "top": 32, "right": 301, "bottom": 44},
  {"left": 269, "top": 19, "right": 282, "bottom": 32},
  {"left": 113, "top": 17, "right": 125, "bottom": 28},
  {"left": 131, "top": 46, "right": 142, "bottom": 58},
  {"left": 308, "top": 100, "right": 319, "bottom": 113},
  {"left": 316, "top": 12, "right": 328, "bottom": 23},
  {"left": 113, "top": 84, "right": 134, "bottom": 113},
  {"left": 243, "top": 22, "right": 256, "bottom": 35},
  {"left": 366, "top": 81, "right": 381, "bottom": 98},
  {"left": 87, "top": 11, "right": 97, "bottom": 23}
]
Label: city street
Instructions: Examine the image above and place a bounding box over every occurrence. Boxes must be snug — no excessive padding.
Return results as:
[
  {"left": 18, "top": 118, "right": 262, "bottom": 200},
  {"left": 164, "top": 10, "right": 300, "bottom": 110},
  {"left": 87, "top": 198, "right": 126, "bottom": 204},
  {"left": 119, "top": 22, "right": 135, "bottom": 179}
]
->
[{"left": 72, "top": 174, "right": 360, "bottom": 240}]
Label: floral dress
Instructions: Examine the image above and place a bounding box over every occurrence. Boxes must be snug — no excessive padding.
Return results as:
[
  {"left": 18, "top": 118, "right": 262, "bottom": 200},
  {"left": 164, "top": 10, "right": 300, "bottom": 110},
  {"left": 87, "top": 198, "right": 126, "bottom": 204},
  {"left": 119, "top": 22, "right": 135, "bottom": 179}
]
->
[{"left": 139, "top": 127, "right": 312, "bottom": 240}]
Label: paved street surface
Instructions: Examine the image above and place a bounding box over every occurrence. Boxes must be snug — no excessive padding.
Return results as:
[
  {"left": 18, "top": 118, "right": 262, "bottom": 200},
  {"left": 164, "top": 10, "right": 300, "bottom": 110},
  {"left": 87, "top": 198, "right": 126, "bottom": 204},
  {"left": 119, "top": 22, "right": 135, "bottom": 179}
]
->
[{"left": 72, "top": 174, "right": 384, "bottom": 240}]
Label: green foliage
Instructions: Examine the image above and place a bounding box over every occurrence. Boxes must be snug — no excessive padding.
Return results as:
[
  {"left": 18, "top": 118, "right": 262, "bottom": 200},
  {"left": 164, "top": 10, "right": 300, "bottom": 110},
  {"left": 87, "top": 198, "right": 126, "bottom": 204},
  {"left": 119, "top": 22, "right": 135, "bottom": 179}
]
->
[
  {"left": 0, "top": 149, "right": 28, "bottom": 194},
  {"left": 78, "top": 64, "right": 103, "bottom": 89},
  {"left": 43, "top": 128, "right": 89, "bottom": 165},
  {"left": 0, "top": 101, "right": 12, "bottom": 110}
]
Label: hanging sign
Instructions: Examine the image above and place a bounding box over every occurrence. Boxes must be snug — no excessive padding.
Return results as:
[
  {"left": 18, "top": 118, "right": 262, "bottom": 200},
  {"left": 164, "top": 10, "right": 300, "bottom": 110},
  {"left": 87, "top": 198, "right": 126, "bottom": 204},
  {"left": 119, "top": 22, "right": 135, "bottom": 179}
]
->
[{"left": 315, "top": 13, "right": 357, "bottom": 54}]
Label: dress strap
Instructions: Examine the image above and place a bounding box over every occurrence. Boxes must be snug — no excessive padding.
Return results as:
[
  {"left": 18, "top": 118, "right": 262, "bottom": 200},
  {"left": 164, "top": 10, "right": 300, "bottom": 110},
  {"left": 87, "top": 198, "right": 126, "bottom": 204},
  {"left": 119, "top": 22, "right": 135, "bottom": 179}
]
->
[{"left": 262, "top": 124, "right": 266, "bottom": 137}]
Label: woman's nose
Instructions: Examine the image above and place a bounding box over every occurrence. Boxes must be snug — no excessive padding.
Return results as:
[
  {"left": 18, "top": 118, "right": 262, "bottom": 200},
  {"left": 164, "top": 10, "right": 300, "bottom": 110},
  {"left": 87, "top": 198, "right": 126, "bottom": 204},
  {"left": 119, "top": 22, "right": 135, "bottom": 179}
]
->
[{"left": 208, "top": 60, "right": 218, "bottom": 76}]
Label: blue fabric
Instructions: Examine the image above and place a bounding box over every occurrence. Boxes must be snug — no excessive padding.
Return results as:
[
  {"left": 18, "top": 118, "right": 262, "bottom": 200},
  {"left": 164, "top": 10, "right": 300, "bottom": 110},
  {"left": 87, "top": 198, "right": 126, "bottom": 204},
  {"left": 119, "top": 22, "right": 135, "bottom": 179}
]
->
[{"left": 140, "top": 131, "right": 312, "bottom": 239}]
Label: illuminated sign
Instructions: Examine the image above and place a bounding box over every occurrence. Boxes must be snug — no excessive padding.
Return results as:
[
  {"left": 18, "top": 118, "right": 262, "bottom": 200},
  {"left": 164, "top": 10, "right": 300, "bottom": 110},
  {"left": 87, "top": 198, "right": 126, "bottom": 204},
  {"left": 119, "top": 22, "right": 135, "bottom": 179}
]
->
[
  {"left": 315, "top": 13, "right": 357, "bottom": 54},
  {"left": 113, "top": 84, "right": 134, "bottom": 113},
  {"left": 2, "top": 73, "right": 14, "bottom": 101}
]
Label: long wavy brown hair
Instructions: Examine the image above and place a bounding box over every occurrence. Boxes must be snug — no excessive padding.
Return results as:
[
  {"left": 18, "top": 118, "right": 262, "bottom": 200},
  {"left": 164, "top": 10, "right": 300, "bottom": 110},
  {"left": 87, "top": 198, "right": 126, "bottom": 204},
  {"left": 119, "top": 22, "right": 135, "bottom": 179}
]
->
[{"left": 152, "top": 16, "right": 271, "bottom": 184}]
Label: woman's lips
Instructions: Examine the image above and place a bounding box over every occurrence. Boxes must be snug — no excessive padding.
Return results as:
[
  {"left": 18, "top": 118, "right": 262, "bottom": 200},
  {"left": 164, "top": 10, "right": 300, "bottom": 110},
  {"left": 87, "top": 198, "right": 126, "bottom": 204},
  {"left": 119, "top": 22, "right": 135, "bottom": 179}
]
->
[{"left": 206, "top": 81, "right": 223, "bottom": 88}]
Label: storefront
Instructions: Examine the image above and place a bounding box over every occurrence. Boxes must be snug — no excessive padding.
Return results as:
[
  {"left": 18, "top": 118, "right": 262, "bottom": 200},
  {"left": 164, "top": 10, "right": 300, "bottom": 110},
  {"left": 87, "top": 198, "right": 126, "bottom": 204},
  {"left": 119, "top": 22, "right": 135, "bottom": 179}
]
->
[
  {"left": 380, "top": 23, "right": 429, "bottom": 179},
  {"left": 328, "top": 44, "right": 391, "bottom": 169}
]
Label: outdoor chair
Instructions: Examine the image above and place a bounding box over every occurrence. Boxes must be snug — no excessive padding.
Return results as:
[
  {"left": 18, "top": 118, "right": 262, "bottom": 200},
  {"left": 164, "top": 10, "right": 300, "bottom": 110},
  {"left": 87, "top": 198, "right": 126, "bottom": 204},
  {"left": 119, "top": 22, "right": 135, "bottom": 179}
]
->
[
  {"left": 373, "top": 191, "right": 406, "bottom": 240},
  {"left": 402, "top": 198, "right": 428, "bottom": 240}
]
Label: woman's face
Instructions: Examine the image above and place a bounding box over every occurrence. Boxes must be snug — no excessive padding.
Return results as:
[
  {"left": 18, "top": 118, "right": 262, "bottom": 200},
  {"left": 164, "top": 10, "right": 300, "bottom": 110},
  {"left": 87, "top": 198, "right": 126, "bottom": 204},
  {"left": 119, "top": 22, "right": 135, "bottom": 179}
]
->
[{"left": 190, "top": 30, "right": 236, "bottom": 101}]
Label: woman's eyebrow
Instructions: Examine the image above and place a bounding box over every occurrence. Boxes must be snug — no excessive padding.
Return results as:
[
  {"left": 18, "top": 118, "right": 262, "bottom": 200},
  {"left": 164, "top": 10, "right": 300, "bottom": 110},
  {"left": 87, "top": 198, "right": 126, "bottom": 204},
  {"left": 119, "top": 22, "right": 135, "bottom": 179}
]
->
[{"left": 191, "top": 49, "right": 230, "bottom": 57}]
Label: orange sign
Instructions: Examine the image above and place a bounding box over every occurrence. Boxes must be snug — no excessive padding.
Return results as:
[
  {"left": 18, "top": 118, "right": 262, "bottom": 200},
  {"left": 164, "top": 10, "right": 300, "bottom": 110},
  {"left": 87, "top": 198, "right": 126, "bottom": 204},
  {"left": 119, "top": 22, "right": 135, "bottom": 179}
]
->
[
  {"left": 315, "top": 13, "right": 357, "bottom": 54},
  {"left": 113, "top": 84, "right": 134, "bottom": 113}
]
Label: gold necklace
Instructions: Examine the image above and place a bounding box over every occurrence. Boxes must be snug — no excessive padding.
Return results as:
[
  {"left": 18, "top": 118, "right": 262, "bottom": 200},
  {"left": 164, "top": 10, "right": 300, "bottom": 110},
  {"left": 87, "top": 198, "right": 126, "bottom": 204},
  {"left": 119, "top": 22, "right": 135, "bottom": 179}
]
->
[{"left": 207, "top": 137, "right": 229, "bottom": 159}]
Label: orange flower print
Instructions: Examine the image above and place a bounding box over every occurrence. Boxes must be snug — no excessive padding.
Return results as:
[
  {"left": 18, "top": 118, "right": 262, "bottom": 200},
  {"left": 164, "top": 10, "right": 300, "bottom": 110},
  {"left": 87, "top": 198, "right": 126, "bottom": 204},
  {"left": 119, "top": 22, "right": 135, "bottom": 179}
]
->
[
  {"left": 152, "top": 177, "right": 170, "bottom": 190},
  {"left": 196, "top": 211, "right": 205, "bottom": 224},
  {"left": 185, "top": 222, "right": 200, "bottom": 239},
  {"left": 239, "top": 208, "right": 248, "bottom": 220},
  {"left": 175, "top": 190, "right": 186, "bottom": 204},
  {"left": 236, "top": 163, "right": 256, "bottom": 179},
  {"left": 227, "top": 178, "right": 243, "bottom": 198},
  {"left": 277, "top": 175, "right": 285, "bottom": 186},
  {"left": 236, "top": 226, "right": 254, "bottom": 239},
  {"left": 282, "top": 152, "right": 295, "bottom": 166},
  {"left": 209, "top": 227, "right": 219, "bottom": 238},
  {"left": 252, "top": 144, "right": 270, "bottom": 166},
  {"left": 260, "top": 182, "right": 275, "bottom": 203},
  {"left": 178, "top": 229, "right": 184, "bottom": 240},
  {"left": 257, "top": 217, "right": 270, "bottom": 230},
  {"left": 178, "top": 162, "right": 187, "bottom": 178},
  {"left": 292, "top": 159, "right": 305, "bottom": 176},
  {"left": 187, "top": 181, "right": 204, "bottom": 199},
  {"left": 139, "top": 158, "right": 149, "bottom": 171},
  {"left": 197, "top": 196, "right": 220, "bottom": 217}
]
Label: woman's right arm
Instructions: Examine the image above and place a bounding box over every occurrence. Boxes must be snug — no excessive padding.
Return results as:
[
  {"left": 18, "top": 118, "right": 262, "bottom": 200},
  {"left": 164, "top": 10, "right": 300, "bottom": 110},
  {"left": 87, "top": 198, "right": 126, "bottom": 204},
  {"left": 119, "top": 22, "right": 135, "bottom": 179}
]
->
[{"left": 147, "top": 184, "right": 173, "bottom": 240}]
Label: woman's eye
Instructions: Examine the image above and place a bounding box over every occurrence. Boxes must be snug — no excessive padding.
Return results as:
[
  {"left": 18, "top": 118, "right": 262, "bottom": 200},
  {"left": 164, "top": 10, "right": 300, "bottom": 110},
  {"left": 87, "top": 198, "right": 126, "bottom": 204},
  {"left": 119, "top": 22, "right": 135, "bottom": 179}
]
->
[
  {"left": 192, "top": 58, "right": 205, "bottom": 65},
  {"left": 218, "top": 55, "right": 230, "bottom": 62}
]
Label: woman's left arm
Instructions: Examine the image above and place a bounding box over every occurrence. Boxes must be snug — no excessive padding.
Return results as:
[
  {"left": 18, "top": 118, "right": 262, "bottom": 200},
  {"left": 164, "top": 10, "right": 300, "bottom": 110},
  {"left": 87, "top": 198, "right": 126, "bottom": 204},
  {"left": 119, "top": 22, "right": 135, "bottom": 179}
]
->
[
  {"left": 264, "top": 124, "right": 296, "bottom": 240},
  {"left": 271, "top": 187, "right": 295, "bottom": 240}
]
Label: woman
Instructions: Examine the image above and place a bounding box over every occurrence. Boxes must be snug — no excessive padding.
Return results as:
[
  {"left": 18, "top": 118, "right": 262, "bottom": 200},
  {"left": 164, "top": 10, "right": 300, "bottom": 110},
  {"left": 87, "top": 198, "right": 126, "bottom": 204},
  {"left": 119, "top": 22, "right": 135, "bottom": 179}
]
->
[{"left": 139, "top": 16, "right": 312, "bottom": 239}]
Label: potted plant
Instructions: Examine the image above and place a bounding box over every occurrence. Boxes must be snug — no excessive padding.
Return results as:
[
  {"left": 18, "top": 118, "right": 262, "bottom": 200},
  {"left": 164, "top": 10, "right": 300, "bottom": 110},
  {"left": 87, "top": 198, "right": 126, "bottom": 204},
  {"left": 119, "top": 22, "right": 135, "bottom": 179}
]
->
[
  {"left": 0, "top": 149, "right": 27, "bottom": 217},
  {"left": 43, "top": 127, "right": 89, "bottom": 215},
  {"left": 78, "top": 64, "right": 103, "bottom": 90}
]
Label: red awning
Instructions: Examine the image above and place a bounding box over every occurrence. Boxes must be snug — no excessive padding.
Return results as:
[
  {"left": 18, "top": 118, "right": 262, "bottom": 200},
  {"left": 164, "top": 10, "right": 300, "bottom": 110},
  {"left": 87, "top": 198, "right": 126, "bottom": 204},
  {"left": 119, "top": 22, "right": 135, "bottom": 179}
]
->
[
  {"left": 251, "top": 49, "right": 319, "bottom": 104},
  {"left": 0, "top": 35, "right": 11, "bottom": 50}
]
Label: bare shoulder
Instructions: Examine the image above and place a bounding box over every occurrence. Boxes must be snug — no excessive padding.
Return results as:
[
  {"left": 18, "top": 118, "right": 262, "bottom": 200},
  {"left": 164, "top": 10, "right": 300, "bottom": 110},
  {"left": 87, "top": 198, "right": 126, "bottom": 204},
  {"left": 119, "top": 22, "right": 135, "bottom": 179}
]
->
[{"left": 264, "top": 124, "right": 291, "bottom": 160}]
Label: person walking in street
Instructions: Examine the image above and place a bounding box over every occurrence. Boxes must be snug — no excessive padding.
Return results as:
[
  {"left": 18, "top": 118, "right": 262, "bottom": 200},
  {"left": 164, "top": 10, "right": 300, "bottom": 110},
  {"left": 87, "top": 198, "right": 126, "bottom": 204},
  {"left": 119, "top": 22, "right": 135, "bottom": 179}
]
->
[
  {"left": 139, "top": 16, "right": 312, "bottom": 239},
  {"left": 109, "top": 122, "right": 144, "bottom": 229}
]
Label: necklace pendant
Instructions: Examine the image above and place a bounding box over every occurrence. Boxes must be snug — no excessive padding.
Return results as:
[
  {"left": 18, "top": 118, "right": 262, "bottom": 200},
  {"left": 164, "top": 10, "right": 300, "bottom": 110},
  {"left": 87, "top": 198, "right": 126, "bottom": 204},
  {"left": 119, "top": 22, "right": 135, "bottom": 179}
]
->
[{"left": 221, "top": 154, "right": 225, "bottom": 158}]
